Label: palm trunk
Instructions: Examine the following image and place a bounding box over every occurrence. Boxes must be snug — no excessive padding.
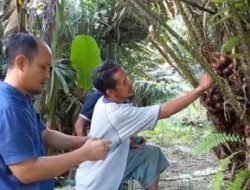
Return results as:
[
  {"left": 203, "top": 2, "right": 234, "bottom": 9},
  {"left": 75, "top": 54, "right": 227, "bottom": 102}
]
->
[
  {"left": 233, "top": 15, "right": 250, "bottom": 78},
  {"left": 41, "top": 0, "right": 56, "bottom": 45}
]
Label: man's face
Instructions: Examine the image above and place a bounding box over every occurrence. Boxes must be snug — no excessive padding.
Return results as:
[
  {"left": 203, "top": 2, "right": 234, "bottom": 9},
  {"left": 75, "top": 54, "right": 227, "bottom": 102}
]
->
[
  {"left": 111, "top": 68, "right": 133, "bottom": 100},
  {"left": 22, "top": 43, "right": 52, "bottom": 94}
]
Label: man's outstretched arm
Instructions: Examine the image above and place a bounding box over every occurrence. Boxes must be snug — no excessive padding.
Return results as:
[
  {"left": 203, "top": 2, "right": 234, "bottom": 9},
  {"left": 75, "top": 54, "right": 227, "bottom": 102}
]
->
[{"left": 159, "top": 73, "right": 212, "bottom": 119}]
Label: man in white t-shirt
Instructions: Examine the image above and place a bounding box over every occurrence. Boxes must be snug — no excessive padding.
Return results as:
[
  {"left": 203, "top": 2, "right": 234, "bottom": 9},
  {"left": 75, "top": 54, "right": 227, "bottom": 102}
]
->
[
  {"left": 75, "top": 60, "right": 212, "bottom": 190},
  {"left": 74, "top": 89, "right": 163, "bottom": 189}
]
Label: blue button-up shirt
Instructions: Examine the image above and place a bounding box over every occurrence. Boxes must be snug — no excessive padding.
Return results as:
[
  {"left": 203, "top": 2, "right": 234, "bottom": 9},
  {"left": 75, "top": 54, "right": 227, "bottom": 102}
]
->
[{"left": 0, "top": 81, "right": 54, "bottom": 190}]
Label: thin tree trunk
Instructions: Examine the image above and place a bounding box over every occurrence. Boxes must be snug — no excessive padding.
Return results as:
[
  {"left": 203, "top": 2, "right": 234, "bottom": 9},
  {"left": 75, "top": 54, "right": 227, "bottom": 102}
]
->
[
  {"left": 41, "top": 0, "right": 56, "bottom": 46},
  {"left": 34, "top": 0, "right": 56, "bottom": 116}
]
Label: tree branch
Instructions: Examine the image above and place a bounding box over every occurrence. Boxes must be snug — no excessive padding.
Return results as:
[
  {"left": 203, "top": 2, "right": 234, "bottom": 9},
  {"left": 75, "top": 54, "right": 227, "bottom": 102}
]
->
[{"left": 179, "top": 0, "right": 216, "bottom": 14}]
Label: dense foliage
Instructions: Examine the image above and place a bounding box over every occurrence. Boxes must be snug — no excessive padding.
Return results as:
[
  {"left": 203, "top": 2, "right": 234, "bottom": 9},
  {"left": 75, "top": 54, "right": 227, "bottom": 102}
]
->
[{"left": 1, "top": 0, "right": 250, "bottom": 188}]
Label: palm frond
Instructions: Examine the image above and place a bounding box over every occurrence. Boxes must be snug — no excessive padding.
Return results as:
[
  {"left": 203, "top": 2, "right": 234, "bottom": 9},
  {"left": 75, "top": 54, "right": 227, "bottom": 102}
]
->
[
  {"left": 213, "top": 151, "right": 243, "bottom": 190},
  {"left": 195, "top": 132, "right": 243, "bottom": 153},
  {"left": 227, "top": 168, "right": 250, "bottom": 190}
]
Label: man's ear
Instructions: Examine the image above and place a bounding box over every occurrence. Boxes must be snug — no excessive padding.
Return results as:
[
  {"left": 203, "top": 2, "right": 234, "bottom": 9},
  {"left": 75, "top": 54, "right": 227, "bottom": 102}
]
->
[
  {"left": 106, "top": 89, "right": 114, "bottom": 97},
  {"left": 15, "top": 55, "right": 28, "bottom": 71}
]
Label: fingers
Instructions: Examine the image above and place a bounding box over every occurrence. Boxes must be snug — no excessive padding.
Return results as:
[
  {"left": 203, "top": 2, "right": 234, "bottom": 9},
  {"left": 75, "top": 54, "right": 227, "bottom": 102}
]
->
[
  {"left": 79, "top": 138, "right": 112, "bottom": 161},
  {"left": 201, "top": 73, "right": 212, "bottom": 80},
  {"left": 101, "top": 147, "right": 109, "bottom": 160},
  {"left": 87, "top": 136, "right": 97, "bottom": 140},
  {"left": 200, "top": 73, "right": 212, "bottom": 89},
  {"left": 129, "top": 136, "right": 146, "bottom": 149},
  {"left": 201, "top": 73, "right": 210, "bottom": 80},
  {"left": 101, "top": 139, "right": 111, "bottom": 159},
  {"left": 141, "top": 137, "right": 146, "bottom": 143},
  {"left": 103, "top": 139, "right": 112, "bottom": 146},
  {"left": 101, "top": 139, "right": 111, "bottom": 151}
]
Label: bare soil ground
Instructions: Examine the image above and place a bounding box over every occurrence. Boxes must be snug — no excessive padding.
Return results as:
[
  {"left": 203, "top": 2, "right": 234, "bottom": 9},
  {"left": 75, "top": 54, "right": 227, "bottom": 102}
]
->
[{"left": 157, "top": 140, "right": 218, "bottom": 190}]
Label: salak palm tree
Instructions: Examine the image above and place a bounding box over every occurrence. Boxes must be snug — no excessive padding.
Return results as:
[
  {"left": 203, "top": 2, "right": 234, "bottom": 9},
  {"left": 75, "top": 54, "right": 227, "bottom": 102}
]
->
[{"left": 122, "top": 0, "right": 250, "bottom": 188}]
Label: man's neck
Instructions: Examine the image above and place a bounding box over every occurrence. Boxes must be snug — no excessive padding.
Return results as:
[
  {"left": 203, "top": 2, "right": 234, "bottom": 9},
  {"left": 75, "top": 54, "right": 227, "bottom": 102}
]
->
[
  {"left": 4, "top": 74, "right": 28, "bottom": 95},
  {"left": 105, "top": 95, "right": 125, "bottom": 103}
]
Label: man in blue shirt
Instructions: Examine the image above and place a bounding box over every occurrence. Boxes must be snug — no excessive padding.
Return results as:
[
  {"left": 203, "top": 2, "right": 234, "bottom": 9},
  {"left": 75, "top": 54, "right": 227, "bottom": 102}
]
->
[
  {"left": 0, "top": 32, "right": 111, "bottom": 190},
  {"left": 75, "top": 89, "right": 103, "bottom": 136}
]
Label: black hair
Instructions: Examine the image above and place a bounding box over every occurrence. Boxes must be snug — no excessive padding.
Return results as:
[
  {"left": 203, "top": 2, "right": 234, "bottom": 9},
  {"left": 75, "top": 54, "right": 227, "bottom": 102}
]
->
[
  {"left": 92, "top": 59, "right": 121, "bottom": 95},
  {"left": 5, "top": 32, "right": 39, "bottom": 68}
]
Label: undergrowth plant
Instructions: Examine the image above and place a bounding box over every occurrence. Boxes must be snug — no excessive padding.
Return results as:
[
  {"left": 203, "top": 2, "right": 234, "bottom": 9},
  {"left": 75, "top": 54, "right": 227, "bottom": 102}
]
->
[
  {"left": 227, "top": 168, "right": 250, "bottom": 190},
  {"left": 195, "top": 132, "right": 247, "bottom": 190},
  {"left": 195, "top": 133, "right": 243, "bottom": 154},
  {"left": 212, "top": 151, "right": 243, "bottom": 190}
]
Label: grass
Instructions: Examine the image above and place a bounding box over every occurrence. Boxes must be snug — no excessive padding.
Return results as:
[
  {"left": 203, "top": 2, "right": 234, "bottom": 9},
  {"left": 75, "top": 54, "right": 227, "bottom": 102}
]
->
[{"left": 140, "top": 100, "right": 214, "bottom": 146}]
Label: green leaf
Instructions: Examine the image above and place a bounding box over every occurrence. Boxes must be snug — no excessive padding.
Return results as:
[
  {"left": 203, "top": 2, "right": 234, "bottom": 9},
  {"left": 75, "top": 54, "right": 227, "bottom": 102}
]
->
[
  {"left": 211, "top": 7, "right": 230, "bottom": 20},
  {"left": 70, "top": 35, "right": 101, "bottom": 89},
  {"left": 227, "top": 169, "right": 250, "bottom": 190},
  {"left": 234, "top": 2, "right": 245, "bottom": 9},
  {"left": 54, "top": 65, "right": 69, "bottom": 94},
  {"left": 194, "top": 132, "right": 242, "bottom": 153},
  {"left": 213, "top": 172, "right": 224, "bottom": 190},
  {"left": 221, "top": 37, "right": 240, "bottom": 52},
  {"left": 212, "top": 0, "right": 226, "bottom": 3},
  {"left": 48, "top": 65, "right": 55, "bottom": 102},
  {"left": 211, "top": 15, "right": 232, "bottom": 27}
]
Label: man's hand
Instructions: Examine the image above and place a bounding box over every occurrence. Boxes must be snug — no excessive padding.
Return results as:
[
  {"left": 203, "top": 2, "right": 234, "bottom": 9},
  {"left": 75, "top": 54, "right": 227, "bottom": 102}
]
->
[
  {"left": 79, "top": 139, "right": 111, "bottom": 160},
  {"left": 198, "top": 73, "right": 212, "bottom": 91},
  {"left": 159, "top": 72, "right": 213, "bottom": 119},
  {"left": 130, "top": 136, "right": 146, "bottom": 149}
]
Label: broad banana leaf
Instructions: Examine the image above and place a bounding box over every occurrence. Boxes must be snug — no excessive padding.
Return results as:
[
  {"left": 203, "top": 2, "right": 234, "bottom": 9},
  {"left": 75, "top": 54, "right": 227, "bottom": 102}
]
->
[{"left": 70, "top": 35, "right": 101, "bottom": 89}]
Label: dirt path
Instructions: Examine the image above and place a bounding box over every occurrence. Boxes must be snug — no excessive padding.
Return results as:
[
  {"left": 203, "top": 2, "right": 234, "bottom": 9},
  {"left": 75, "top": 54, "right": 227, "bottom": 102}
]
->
[{"left": 158, "top": 141, "right": 218, "bottom": 190}]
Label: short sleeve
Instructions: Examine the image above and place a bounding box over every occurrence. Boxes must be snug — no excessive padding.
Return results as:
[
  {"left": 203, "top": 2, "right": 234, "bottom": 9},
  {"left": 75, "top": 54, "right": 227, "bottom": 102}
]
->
[
  {"left": 108, "top": 104, "right": 160, "bottom": 141},
  {"left": 0, "top": 108, "right": 40, "bottom": 165},
  {"left": 79, "top": 90, "right": 103, "bottom": 121}
]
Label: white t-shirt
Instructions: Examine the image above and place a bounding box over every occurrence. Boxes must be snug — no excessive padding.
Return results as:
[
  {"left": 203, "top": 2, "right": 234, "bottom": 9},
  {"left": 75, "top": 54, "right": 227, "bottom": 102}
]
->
[{"left": 75, "top": 96, "right": 160, "bottom": 190}]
